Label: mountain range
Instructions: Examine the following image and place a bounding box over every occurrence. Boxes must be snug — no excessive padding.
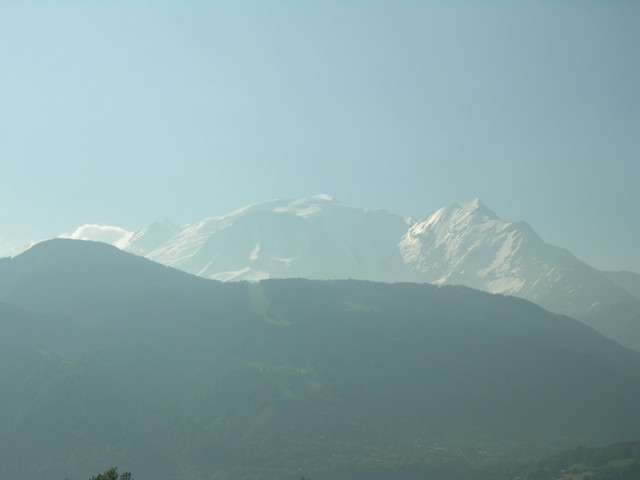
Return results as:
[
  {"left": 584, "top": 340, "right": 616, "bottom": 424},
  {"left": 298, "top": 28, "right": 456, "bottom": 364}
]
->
[
  {"left": 51, "top": 195, "right": 640, "bottom": 349},
  {"left": 1, "top": 238, "right": 640, "bottom": 479}
]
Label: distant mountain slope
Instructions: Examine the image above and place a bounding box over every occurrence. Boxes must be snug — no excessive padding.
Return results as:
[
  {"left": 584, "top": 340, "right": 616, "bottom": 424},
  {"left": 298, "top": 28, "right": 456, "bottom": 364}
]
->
[
  {"left": 137, "top": 195, "right": 412, "bottom": 282},
  {"left": 126, "top": 218, "right": 182, "bottom": 256},
  {"left": 603, "top": 270, "right": 640, "bottom": 300},
  {"left": 1, "top": 239, "right": 640, "bottom": 479},
  {"left": 580, "top": 301, "right": 640, "bottom": 352},
  {"left": 24, "top": 196, "right": 639, "bottom": 349},
  {"left": 399, "top": 199, "right": 640, "bottom": 350},
  {"left": 400, "top": 199, "right": 635, "bottom": 318},
  {"left": 128, "top": 196, "right": 637, "bottom": 316}
]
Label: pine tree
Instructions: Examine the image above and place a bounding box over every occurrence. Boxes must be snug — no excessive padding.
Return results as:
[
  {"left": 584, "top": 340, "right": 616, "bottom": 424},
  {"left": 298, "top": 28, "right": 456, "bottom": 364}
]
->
[{"left": 89, "top": 467, "right": 133, "bottom": 480}]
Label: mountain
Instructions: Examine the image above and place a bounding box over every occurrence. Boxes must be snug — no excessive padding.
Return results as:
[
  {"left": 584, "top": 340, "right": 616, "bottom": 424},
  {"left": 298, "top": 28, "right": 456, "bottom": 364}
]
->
[
  {"left": 0, "top": 238, "right": 219, "bottom": 323},
  {"left": 603, "top": 270, "right": 640, "bottom": 300},
  {"left": 0, "top": 301, "right": 186, "bottom": 480},
  {"left": 515, "top": 440, "right": 640, "bottom": 480},
  {"left": 126, "top": 218, "right": 182, "bottom": 256},
  {"left": 126, "top": 196, "right": 636, "bottom": 316},
  {"left": 1, "top": 239, "right": 640, "bottom": 479},
  {"left": 20, "top": 196, "right": 636, "bottom": 349},
  {"left": 580, "top": 301, "right": 640, "bottom": 352},
  {"left": 399, "top": 199, "right": 640, "bottom": 350},
  {"left": 124, "top": 196, "right": 640, "bottom": 348},
  {"left": 399, "top": 199, "right": 636, "bottom": 318},
  {"left": 135, "top": 195, "right": 413, "bottom": 283}
]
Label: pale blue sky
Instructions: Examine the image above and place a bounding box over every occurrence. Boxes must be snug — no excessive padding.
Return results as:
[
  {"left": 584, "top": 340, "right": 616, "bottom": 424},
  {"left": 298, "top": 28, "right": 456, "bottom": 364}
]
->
[{"left": 1, "top": 1, "right": 639, "bottom": 272}]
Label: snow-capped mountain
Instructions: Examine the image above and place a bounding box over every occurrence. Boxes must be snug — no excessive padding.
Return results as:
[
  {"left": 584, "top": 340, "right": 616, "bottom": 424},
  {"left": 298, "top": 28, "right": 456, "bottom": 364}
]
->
[
  {"left": 400, "top": 199, "right": 635, "bottom": 318},
  {"left": 48, "top": 195, "right": 639, "bottom": 331},
  {"left": 134, "top": 195, "right": 413, "bottom": 283},
  {"left": 127, "top": 218, "right": 182, "bottom": 257}
]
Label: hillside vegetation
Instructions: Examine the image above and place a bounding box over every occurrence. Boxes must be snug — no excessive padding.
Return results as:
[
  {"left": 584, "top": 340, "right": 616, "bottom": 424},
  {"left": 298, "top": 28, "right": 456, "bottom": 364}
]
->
[{"left": 1, "top": 239, "right": 639, "bottom": 479}]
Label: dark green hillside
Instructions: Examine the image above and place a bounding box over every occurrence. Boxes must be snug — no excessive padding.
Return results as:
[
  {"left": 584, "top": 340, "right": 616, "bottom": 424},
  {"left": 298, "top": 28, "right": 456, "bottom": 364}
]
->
[
  {"left": 514, "top": 440, "right": 640, "bottom": 480},
  {"left": 0, "top": 238, "right": 228, "bottom": 324},
  {"left": 0, "top": 303, "right": 182, "bottom": 480},
  {"left": 1, "top": 239, "right": 640, "bottom": 479}
]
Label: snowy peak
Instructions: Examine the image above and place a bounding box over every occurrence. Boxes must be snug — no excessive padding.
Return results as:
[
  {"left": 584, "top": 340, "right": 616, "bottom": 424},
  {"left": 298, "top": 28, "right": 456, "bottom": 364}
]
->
[
  {"left": 399, "top": 199, "right": 634, "bottom": 318},
  {"left": 404, "top": 199, "right": 507, "bottom": 262},
  {"left": 457, "top": 197, "right": 492, "bottom": 214},
  {"left": 140, "top": 195, "right": 410, "bottom": 283},
  {"left": 128, "top": 219, "right": 181, "bottom": 256},
  {"left": 219, "top": 195, "right": 339, "bottom": 221},
  {"left": 49, "top": 196, "right": 637, "bottom": 328},
  {"left": 400, "top": 199, "right": 524, "bottom": 289},
  {"left": 459, "top": 197, "right": 500, "bottom": 220},
  {"left": 414, "top": 198, "right": 498, "bottom": 233}
]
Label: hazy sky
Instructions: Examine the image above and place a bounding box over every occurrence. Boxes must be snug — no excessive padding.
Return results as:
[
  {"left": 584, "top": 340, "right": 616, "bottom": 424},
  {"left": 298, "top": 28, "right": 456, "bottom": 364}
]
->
[{"left": 1, "top": 1, "right": 639, "bottom": 272}]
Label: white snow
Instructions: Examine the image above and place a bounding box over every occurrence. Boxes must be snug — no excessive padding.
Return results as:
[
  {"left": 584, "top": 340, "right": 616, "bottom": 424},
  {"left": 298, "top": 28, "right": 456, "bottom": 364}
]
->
[
  {"left": 249, "top": 243, "right": 261, "bottom": 262},
  {"left": 59, "top": 224, "right": 133, "bottom": 249},
  {"left": 38, "top": 195, "right": 627, "bottom": 318}
]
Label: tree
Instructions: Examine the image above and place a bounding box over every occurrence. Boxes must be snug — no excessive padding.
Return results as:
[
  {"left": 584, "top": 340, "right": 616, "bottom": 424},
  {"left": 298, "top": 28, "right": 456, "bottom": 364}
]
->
[{"left": 89, "top": 467, "right": 133, "bottom": 480}]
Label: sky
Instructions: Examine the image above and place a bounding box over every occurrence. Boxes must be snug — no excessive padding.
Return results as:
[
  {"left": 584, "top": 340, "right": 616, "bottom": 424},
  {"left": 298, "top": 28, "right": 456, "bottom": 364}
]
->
[{"left": 1, "top": 1, "right": 639, "bottom": 272}]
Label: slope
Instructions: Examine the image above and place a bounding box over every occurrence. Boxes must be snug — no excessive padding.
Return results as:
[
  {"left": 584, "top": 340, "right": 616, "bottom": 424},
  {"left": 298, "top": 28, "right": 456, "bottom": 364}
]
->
[
  {"left": 44, "top": 196, "right": 640, "bottom": 350},
  {"left": 2, "top": 239, "right": 640, "bottom": 480},
  {"left": 137, "top": 195, "right": 412, "bottom": 282},
  {"left": 0, "top": 238, "right": 231, "bottom": 326},
  {"left": 400, "top": 199, "right": 637, "bottom": 318}
]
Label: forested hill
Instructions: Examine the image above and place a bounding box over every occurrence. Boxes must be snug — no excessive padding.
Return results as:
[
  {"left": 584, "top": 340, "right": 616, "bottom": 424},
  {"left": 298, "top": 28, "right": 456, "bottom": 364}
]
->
[
  {"left": 1, "top": 239, "right": 639, "bottom": 480},
  {"left": 516, "top": 440, "right": 640, "bottom": 480}
]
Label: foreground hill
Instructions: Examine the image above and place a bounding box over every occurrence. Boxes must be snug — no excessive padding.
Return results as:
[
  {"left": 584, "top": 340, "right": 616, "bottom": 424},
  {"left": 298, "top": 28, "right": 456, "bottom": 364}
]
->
[
  {"left": 1, "top": 239, "right": 640, "bottom": 479},
  {"left": 20, "top": 196, "right": 640, "bottom": 350},
  {"left": 516, "top": 440, "right": 640, "bottom": 480}
]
